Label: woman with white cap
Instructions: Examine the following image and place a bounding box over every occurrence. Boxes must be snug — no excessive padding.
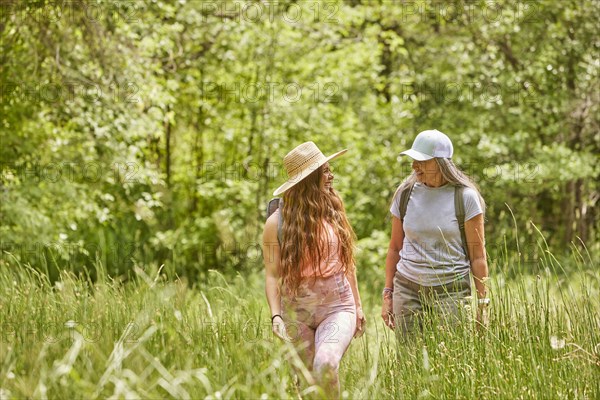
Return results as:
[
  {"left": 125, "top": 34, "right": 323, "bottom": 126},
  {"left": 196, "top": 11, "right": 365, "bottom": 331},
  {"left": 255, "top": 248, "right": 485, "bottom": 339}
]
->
[
  {"left": 263, "top": 141, "right": 365, "bottom": 396},
  {"left": 381, "top": 129, "right": 489, "bottom": 335}
]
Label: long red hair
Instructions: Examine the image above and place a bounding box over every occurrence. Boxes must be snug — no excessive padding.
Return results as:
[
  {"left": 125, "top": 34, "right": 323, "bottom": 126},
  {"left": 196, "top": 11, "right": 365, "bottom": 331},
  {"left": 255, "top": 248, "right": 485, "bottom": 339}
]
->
[{"left": 280, "top": 165, "right": 355, "bottom": 293}]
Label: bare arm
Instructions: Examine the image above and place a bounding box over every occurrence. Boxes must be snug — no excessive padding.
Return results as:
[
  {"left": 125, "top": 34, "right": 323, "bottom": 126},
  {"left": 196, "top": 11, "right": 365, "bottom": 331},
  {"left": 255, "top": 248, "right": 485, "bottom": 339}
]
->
[
  {"left": 263, "top": 213, "right": 283, "bottom": 333},
  {"left": 382, "top": 216, "right": 404, "bottom": 328},
  {"left": 385, "top": 217, "right": 404, "bottom": 289},
  {"left": 465, "top": 213, "right": 488, "bottom": 299}
]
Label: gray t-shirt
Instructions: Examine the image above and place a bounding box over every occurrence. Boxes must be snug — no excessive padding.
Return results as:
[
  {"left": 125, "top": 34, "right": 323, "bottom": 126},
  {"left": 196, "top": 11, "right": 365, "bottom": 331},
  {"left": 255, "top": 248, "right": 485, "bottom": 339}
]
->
[{"left": 390, "top": 183, "right": 483, "bottom": 286}]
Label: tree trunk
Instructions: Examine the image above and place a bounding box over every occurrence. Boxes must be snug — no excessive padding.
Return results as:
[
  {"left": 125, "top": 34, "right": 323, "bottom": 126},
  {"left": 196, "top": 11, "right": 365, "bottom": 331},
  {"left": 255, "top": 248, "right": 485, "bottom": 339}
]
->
[
  {"left": 564, "top": 181, "right": 575, "bottom": 244},
  {"left": 191, "top": 104, "right": 205, "bottom": 213},
  {"left": 165, "top": 104, "right": 172, "bottom": 187}
]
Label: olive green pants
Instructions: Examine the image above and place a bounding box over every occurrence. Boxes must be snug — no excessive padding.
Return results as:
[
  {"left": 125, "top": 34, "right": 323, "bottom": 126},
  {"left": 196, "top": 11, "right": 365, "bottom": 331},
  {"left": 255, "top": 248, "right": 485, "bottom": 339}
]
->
[{"left": 392, "top": 271, "right": 471, "bottom": 337}]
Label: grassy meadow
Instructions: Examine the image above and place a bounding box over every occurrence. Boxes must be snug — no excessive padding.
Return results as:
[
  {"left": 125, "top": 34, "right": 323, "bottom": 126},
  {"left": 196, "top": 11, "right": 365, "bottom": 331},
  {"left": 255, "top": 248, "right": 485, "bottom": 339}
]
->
[
  {"left": 3, "top": 1, "right": 599, "bottom": 398},
  {"left": 1, "top": 240, "right": 599, "bottom": 399}
]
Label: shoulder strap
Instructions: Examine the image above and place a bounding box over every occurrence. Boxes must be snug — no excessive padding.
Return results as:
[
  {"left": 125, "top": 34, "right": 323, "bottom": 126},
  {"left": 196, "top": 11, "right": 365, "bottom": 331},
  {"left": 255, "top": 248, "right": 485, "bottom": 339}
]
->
[
  {"left": 266, "top": 198, "right": 280, "bottom": 219},
  {"left": 266, "top": 197, "right": 283, "bottom": 245},
  {"left": 399, "top": 183, "right": 415, "bottom": 221},
  {"left": 277, "top": 198, "right": 283, "bottom": 245},
  {"left": 454, "top": 186, "right": 469, "bottom": 261}
]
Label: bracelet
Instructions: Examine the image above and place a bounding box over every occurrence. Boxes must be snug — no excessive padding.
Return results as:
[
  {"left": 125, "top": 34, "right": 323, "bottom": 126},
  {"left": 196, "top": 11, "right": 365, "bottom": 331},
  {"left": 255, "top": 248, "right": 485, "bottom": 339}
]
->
[
  {"left": 477, "top": 298, "right": 491, "bottom": 305},
  {"left": 271, "top": 314, "right": 282, "bottom": 323},
  {"left": 382, "top": 287, "right": 394, "bottom": 296}
]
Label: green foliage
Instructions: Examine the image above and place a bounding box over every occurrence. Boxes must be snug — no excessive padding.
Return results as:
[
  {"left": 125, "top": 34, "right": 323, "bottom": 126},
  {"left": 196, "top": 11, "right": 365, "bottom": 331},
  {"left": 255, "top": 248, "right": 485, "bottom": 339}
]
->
[{"left": 1, "top": 0, "right": 598, "bottom": 277}]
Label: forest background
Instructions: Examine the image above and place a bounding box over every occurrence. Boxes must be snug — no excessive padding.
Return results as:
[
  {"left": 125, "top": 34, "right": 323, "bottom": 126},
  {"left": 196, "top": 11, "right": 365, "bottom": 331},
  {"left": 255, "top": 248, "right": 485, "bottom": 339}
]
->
[{"left": 1, "top": 0, "right": 598, "bottom": 281}]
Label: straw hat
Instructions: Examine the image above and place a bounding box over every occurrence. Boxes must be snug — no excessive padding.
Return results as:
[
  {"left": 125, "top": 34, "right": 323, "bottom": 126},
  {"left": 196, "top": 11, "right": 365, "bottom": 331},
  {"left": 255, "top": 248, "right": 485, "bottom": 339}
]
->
[{"left": 273, "top": 141, "right": 347, "bottom": 196}]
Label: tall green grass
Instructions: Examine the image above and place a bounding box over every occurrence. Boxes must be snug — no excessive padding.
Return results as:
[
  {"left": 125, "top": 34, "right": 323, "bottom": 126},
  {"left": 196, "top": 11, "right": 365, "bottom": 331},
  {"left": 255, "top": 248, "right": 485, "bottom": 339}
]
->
[{"left": 1, "top": 238, "right": 598, "bottom": 399}]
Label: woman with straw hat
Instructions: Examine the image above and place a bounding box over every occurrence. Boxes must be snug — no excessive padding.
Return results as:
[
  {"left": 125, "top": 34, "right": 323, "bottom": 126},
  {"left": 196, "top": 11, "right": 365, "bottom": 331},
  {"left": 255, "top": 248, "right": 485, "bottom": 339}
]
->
[
  {"left": 382, "top": 129, "right": 490, "bottom": 336},
  {"left": 263, "top": 141, "right": 365, "bottom": 396}
]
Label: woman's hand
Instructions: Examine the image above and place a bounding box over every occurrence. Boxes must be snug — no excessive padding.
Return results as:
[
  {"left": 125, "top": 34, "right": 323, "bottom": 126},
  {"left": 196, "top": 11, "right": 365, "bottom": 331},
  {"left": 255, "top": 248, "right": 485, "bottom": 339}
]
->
[
  {"left": 271, "top": 315, "right": 287, "bottom": 341},
  {"left": 354, "top": 307, "right": 366, "bottom": 338},
  {"left": 381, "top": 293, "right": 395, "bottom": 329}
]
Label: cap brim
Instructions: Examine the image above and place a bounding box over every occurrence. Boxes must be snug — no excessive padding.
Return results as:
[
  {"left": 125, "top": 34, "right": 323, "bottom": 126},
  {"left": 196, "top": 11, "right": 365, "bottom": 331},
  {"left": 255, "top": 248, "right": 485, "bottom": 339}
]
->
[
  {"left": 273, "top": 148, "right": 348, "bottom": 196},
  {"left": 399, "top": 149, "right": 433, "bottom": 161}
]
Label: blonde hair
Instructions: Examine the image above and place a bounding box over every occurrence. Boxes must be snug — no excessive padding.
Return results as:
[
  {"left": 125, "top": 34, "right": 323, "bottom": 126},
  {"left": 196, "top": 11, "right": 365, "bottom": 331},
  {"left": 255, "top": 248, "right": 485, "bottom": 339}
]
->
[{"left": 280, "top": 165, "right": 356, "bottom": 293}]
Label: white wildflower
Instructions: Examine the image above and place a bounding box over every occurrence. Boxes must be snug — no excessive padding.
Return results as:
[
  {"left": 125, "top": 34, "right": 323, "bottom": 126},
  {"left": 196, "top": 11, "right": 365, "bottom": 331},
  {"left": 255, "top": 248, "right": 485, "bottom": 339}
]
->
[
  {"left": 422, "top": 346, "right": 430, "bottom": 371},
  {"left": 550, "top": 336, "right": 565, "bottom": 350},
  {"left": 174, "top": 310, "right": 183, "bottom": 321}
]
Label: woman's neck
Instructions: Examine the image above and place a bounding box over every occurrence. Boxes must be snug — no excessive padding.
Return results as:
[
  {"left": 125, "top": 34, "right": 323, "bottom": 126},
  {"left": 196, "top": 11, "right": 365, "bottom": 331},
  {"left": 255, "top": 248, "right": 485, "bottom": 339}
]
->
[{"left": 423, "top": 176, "right": 448, "bottom": 188}]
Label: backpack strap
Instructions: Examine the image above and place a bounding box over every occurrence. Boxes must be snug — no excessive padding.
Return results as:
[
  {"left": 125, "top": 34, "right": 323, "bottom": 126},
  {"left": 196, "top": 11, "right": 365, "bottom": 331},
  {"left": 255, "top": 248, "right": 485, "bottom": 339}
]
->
[
  {"left": 454, "top": 186, "right": 469, "bottom": 262},
  {"left": 399, "top": 182, "right": 415, "bottom": 221},
  {"left": 266, "top": 198, "right": 280, "bottom": 219},
  {"left": 266, "top": 197, "right": 283, "bottom": 245},
  {"left": 277, "top": 198, "right": 283, "bottom": 245}
]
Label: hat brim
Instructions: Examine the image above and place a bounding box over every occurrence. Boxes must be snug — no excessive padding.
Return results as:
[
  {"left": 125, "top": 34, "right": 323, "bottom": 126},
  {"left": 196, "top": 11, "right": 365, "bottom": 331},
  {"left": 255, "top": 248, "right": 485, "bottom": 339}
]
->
[
  {"left": 273, "top": 149, "right": 347, "bottom": 196},
  {"left": 399, "top": 149, "right": 433, "bottom": 161}
]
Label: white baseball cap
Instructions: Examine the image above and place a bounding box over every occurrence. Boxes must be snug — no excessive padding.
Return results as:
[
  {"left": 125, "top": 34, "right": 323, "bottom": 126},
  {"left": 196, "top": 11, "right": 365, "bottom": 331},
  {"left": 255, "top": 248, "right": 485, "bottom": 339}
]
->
[{"left": 400, "top": 129, "right": 453, "bottom": 161}]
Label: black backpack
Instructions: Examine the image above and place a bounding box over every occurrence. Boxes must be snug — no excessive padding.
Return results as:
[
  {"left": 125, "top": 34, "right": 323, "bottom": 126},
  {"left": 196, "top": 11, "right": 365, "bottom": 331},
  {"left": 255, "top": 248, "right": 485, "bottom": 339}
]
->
[{"left": 398, "top": 183, "right": 470, "bottom": 261}]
